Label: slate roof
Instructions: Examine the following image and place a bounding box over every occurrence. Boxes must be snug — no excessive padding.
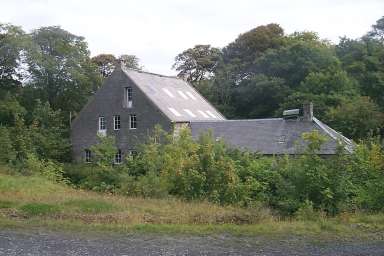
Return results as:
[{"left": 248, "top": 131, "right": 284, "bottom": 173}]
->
[
  {"left": 122, "top": 68, "right": 225, "bottom": 122},
  {"left": 189, "top": 118, "right": 354, "bottom": 155}
]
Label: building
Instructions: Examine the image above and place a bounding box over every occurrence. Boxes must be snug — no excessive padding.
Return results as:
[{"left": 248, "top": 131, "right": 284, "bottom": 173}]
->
[{"left": 70, "top": 66, "right": 353, "bottom": 163}]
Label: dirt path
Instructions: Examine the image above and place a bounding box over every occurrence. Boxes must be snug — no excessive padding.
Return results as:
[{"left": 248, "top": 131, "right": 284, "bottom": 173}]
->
[{"left": 0, "top": 229, "right": 383, "bottom": 256}]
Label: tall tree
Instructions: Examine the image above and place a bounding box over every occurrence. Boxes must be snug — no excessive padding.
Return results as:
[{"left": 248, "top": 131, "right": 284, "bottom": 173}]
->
[
  {"left": 173, "top": 45, "right": 221, "bottom": 83},
  {"left": 91, "top": 54, "right": 116, "bottom": 78},
  {"left": 92, "top": 53, "right": 142, "bottom": 78},
  {"left": 25, "top": 26, "right": 102, "bottom": 114},
  {"left": 0, "top": 23, "right": 28, "bottom": 95}
]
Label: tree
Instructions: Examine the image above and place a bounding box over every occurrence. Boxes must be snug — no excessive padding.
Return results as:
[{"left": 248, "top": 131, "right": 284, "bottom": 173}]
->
[
  {"left": 118, "top": 54, "right": 142, "bottom": 70},
  {"left": 336, "top": 37, "right": 384, "bottom": 109},
  {"left": 0, "top": 23, "right": 28, "bottom": 95},
  {"left": 25, "top": 26, "right": 102, "bottom": 114},
  {"left": 368, "top": 16, "right": 384, "bottom": 41},
  {"left": 91, "top": 53, "right": 142, "bottom": 78},
  {"left": 91, "top": 54, "right": 117, "bottom": 78},
  {"left": 325, "top": 97, "right": 384, "bottom": 140},
  {"left": 232, "top": 75, "right": 288, "bottom": 118},
  {"left": 221, "top": 23, "right": 285, "bottom": 81},
  {"left": 173, "top": 45, "right": 221, "bottom": 83}
]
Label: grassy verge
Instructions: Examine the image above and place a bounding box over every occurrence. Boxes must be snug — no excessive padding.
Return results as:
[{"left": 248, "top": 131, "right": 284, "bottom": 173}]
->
[{"left": 1, "top": 171, "right": 384, "bottom": 239}]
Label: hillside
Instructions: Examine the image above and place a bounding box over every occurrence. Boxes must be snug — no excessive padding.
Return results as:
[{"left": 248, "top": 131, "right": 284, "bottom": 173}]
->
[{"left": 1, "top": 168, "right": 384, "bottom": 238}]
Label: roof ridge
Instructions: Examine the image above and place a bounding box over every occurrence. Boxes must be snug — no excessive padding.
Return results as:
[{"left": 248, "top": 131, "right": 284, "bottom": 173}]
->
[
  {"left": 122, "top": 66, "right": 178, "bottom": 79},
  {"left": 190, "top": 118, "right": 284, "bottom": 123}
]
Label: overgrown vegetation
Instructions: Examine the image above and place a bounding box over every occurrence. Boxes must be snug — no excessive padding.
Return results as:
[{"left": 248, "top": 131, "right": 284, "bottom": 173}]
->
[
  {"left": 61, "top": 127, "right": 384, "bottom": 218},
  {"left": 1, "top": 167, "right": 384, "bottom": 238}
]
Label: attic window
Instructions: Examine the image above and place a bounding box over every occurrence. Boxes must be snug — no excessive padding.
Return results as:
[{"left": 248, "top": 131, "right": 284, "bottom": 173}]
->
[
  {"left": 130, "top": 114, "right": 137, "bottom": 129},
  {"left": 124, "top": 87, "right": 133, "bottom": 108}
]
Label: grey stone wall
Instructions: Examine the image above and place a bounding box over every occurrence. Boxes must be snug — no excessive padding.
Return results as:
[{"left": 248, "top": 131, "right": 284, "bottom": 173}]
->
[{"left": 70, "top": 68, "right": 172, "bottom": 162}]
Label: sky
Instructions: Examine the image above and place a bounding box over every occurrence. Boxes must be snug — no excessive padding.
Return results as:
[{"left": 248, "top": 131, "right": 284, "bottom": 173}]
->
[{"left": 2, "top": 0, "right": 383, "bottom": 75}]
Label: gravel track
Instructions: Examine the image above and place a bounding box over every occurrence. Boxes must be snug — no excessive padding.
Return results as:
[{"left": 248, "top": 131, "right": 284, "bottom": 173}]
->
[{"left": 0, "top": 229, "right": 383, "bottom": 255}]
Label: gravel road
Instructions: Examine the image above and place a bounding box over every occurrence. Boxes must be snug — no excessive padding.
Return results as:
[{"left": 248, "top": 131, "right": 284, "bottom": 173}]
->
[{"left": 0, "top": 229, "right": 383, "bottom": 256}]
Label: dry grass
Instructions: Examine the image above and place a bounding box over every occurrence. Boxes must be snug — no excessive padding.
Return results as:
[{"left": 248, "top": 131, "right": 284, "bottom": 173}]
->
[
  {"left": 1, "top": 170, "right": 384, "bottom": 238},
  {"left": 0, "top": 172, "right": 272, "bottom": 225}
]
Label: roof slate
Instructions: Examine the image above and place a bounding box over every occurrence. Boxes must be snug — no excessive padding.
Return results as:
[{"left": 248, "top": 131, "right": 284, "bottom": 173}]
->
[
  {"left": 122, "top": 68, "right": 225, "bottom": 122},
  {"left": 189, "top": 118, "right": 354, "bottom": 155}
]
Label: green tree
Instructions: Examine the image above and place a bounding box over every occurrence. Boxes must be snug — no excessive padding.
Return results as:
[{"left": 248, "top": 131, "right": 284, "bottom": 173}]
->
[
  {"left": 25, "top": 26, "right": 102, "bottom": 114},
  {"left": 92, "top": 53, "right": 142, "bottom": 78},
  {"left": 325, "top": 97, "right": 384, "bottom": 140},
  {"left": 173, "top": 45, "right": 221, "bottom": 82}
]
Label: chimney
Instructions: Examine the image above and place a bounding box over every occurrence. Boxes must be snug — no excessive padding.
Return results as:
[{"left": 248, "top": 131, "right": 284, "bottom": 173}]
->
[{"left": 302, "top": 102, "right": 313, "bottom": 121}]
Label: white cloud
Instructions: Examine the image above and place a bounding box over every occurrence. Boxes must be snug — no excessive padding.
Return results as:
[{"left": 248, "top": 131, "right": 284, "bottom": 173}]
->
[{"left": 2, "top": 0, "right": 383, "bottom": 75}]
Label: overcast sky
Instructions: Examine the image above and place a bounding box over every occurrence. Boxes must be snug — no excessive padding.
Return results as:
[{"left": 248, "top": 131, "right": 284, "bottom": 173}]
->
[{"left": 3, "top": 0, "right": 383, "bottom": 75}]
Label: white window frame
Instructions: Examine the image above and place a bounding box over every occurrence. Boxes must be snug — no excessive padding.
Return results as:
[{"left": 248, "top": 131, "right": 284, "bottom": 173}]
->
[
  {"left": 124, "top": 87, "right": 133, "bottom": 108},
  {"left": 114, "top": 149, "right": 122, "bottom": 164},
  {"left": 98, "top": 116, "right": 106, "bottom": 131},
  {"left": 113, "top": 115, "right": 121, "bottom": 130},
  {"left": 85, "top": 149, "right": 91, "bottom": 163},
  {"left": 129, "top": 114, "right": 137, "bottom": 129}
]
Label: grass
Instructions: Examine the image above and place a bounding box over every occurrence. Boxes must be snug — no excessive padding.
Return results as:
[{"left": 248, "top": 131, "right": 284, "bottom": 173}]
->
[{"left": 1, "top": 170, "right": 384, "bottom": 239}]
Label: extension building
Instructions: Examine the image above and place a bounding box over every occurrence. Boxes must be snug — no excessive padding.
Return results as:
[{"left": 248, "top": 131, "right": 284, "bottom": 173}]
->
[{"left": 70, "top": 66, "right": 353, "bottom": 163}]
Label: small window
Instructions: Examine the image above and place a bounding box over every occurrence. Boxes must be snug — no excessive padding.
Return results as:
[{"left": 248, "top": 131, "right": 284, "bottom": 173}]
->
[
  {"left": 85, "top": 149, "right": 91, "bottom": 163},
  {"left": 115, "top": 149, "right": 122, "bottom": 164},
  {"left": 124, "top": 87, "right": 133, "bottom": 108},
  {"left": 113, "top": 115, "right": 121, "bottom": 130},
  {"left": 98, "top": 116, "right": 106, "bottom": 131},
  {"left": 129, "top": 150, "right": 138, "bottom": 159},
  {"left": 130, "top": 114, "right": 137, "bottom": 129}
]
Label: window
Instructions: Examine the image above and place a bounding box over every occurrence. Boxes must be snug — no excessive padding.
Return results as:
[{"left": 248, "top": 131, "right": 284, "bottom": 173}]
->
[
  {"left": 129, "top": 150, "right": 138, "bottom": 159},
  {"left": 130, "top": 114, "right": 137, "bottom": 129},
  {"left": 115, "top": 149, "right": 122, "bottom": 164},
  {"left": 124, "top": 87, "right": 133, "bottom": 108},
  {"left": 98, "top": 116, "right": 106, "bottom": 131},
  {"left": 85, "top": 149, "right": 91, "bottom": 163},
  {"left": 113, "top": 115, "right": 121, "bottom": 130}
]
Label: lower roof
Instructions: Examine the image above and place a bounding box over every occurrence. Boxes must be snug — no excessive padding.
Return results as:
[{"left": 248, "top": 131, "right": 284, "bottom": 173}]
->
[{"left": 189, "top": 118, "right": 354, "bottom": 155}]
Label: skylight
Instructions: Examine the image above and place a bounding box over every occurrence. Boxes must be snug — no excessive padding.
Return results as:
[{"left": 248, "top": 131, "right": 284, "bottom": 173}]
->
[
  {"left": 183, "top": 109, "right": 196, "bottom": 117},
  {"left": 168, "top": 107, "right": 182, "bottom": 117},
  {"left": 198, "top": 110, "right": 209, "bottom": 118},
  {"left": 178, "top": 90, "right": 188, "bottom": 100},
  {"left": 186, "top": 91, "right": 197, "bottom": 100},
  {"left": 206, "top": 111, "right": 217, "bottom": 118},
  {"left": 162, "top": 88, "right": 175, "bottom": 98}
]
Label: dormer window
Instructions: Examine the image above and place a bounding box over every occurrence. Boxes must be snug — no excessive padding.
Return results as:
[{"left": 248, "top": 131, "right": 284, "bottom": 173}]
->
[{"left": 124, "top": 87, "right": 133, "bottom": 108}]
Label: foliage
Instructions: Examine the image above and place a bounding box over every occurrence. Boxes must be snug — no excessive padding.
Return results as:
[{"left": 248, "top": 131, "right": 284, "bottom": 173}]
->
[
  {"left": 173, "top": 45, "right": 221, "bottom": 82},
  {"left": 90, "top": 134, "right": 118, "bottom": 171},
  {"left": 325, "top": 97, "right": 384, "bottom": 140},
  {"left": 24, "top": 153, "right": 67, "bottom": 184},
  {"left": 25, "top": 26, "right": 102, "bottom": 114},
  {"left": 91, "top": 53, "right": 142, "bottom": 78}
]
